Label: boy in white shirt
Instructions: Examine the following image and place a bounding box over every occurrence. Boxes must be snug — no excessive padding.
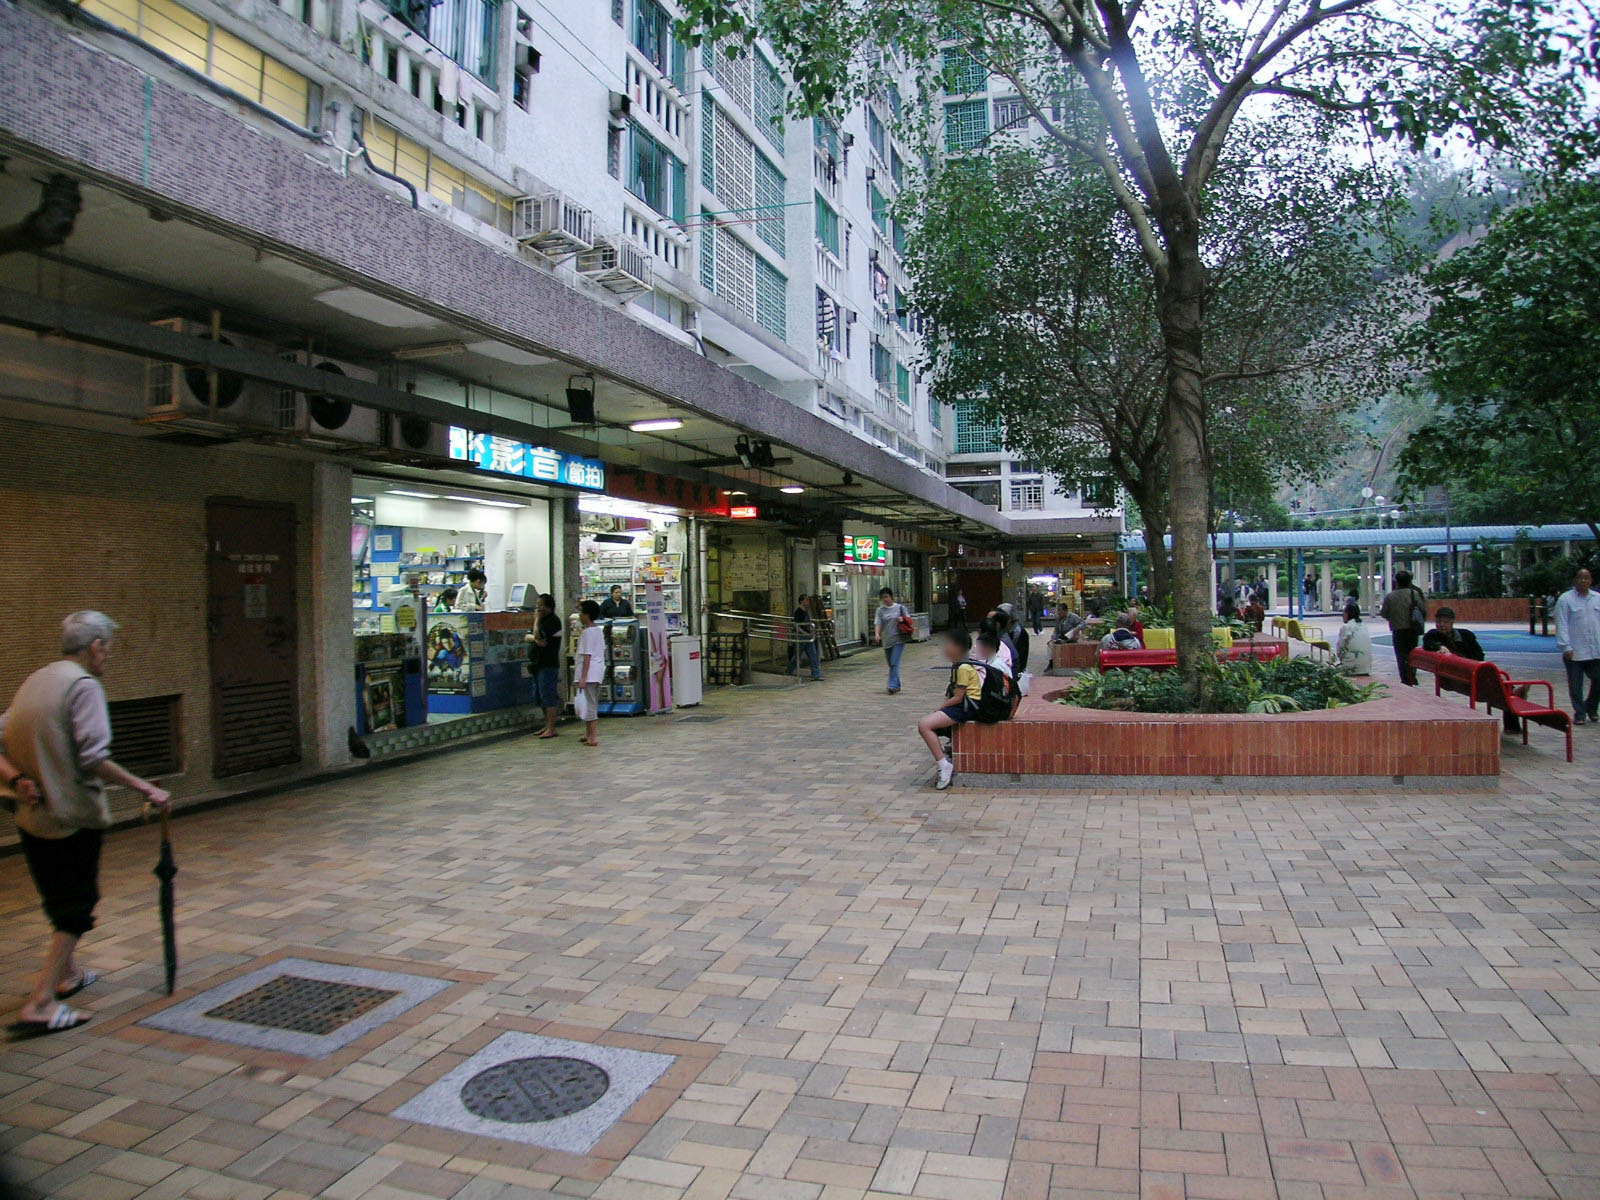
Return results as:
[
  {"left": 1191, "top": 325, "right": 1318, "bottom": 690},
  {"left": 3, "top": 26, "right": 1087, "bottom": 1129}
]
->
[{"left": 574, "top": 600, "right": 607, "bottom": 747}]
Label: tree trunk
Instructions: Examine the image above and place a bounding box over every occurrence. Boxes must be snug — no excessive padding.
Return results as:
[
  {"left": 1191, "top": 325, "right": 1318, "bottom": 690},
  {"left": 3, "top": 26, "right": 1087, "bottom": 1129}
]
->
[
  {"left": 1157, "top": 249, "right": 1213, "bottom": 693},
  {"left": 1131, "top": 485, "right": 1172, "bottom": 605}
]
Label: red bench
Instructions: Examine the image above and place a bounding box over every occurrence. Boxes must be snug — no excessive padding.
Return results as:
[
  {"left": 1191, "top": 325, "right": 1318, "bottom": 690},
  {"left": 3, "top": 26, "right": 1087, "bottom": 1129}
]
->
[{"left": 1410, "top": 648, "right": 1572, "bottom": 761}]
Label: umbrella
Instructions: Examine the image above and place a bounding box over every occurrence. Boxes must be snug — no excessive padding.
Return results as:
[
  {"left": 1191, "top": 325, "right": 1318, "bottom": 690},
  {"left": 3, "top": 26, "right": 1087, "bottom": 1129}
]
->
[{"left": 151, "top": 807, "right": 177, "bottom": 995}]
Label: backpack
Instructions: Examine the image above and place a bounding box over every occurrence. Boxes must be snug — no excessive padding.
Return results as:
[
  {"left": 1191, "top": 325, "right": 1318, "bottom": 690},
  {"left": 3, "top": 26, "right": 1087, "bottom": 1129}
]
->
[{"left": 947, "top": 659, "right": 1019, "bottom": 724}]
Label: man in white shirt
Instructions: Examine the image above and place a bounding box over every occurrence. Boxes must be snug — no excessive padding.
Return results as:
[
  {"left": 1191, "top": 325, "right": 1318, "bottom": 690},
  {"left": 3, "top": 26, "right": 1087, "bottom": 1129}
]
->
[{"left": 1554, "top": 567, "right": 1600, "bottom": 724}]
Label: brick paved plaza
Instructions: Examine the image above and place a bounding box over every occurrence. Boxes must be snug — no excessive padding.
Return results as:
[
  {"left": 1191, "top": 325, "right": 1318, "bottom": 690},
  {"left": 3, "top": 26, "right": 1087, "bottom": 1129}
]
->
[{"left": 1, "top": 641, "right": 1597, "bottom": 1200}]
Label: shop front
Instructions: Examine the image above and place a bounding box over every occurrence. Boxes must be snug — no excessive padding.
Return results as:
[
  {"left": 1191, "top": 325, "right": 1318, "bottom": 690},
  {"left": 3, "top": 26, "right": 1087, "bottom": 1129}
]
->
[
  {"left": 1022, "top": 551, "right": 1121, "bottom": 617},
  {"left": 952, "top": 545, "right": 1006, "bottom": 620}
]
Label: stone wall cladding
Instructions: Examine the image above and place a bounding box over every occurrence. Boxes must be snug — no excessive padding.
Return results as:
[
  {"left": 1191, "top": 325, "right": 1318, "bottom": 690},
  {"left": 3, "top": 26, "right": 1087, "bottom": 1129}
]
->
[{"left": 0, "top": 5, "right": 1002, "bottom": 529}]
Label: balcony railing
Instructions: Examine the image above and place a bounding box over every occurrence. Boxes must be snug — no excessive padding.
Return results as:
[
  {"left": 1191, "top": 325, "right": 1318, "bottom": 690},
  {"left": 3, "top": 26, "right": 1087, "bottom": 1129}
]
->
[
  {"left": 624, "top": 197, "right": 689, "bottom": 274},
  {"left": 373, "top": 0, "right": 499, "bottom": 82},
  {"left": 815, "top": 242, "right": 842, "bottom": 292},
  {"left": 360, "top": 0, "right": 502, "bottom": 140},
  {"left": 626, "top": 49, "right": 688, "bottom": 145},
  {"left": 815, "top": 343, "right": 842, "bottom": 381},
  {"left": 267, "top": 0, "right": 335, "bottom": 37}
]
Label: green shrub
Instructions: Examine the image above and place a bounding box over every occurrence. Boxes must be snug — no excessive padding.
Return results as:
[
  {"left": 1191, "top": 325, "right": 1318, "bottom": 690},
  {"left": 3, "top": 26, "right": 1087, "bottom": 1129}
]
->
[{"left": 1058, "top": 656, "right": 1386, "bottom": 715}]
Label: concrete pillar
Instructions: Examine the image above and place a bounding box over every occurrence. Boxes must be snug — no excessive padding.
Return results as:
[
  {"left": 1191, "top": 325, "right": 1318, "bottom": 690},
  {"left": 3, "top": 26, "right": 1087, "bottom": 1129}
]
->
[
  {"left": 1319, "top": 560, "right": 1332, "bottom": 613},
  {"left": 1210, "top": 557, "right": 1219, "bottom": 609},
  {"left": 1363, "top": 548, "right": 1375, "bottom": 609},
  {"left": 309, "top": 460, "right": 355, "bottom": 771},
  {"left": 560, "top": 496, "right": 581, "bottom": 614},
  {"left": 1267, "top": 562, "right": 1278, "bottom": 610},
  {"left": 1383, "top": 542, "right": 1394, "bottom": 597}
]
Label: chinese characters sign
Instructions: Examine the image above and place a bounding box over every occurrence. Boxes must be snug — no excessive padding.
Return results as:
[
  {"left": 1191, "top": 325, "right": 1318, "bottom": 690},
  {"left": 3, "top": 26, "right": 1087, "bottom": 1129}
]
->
[{"left": 448, "top": 428, "right": 606, "bottom": 491}]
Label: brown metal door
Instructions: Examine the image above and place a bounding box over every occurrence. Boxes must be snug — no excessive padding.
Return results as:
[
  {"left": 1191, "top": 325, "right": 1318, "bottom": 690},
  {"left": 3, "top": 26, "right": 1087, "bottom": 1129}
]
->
[{"left": 207, "top": 498, "right": 301, "bottom": 777}]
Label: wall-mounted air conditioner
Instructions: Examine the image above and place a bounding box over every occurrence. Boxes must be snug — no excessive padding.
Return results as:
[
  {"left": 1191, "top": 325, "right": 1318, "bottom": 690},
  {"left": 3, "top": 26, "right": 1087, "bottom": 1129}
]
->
[
  {"left": 142, "top": 317, "right": 275, "bottom": 431},
  {"left": 273, "top": 353, "right": 382, "bottom": 448},
  {"left": 513, "top": 192, "right": 594, "bottom": 255},
  {"left": 378, "top": 410, "right": 451, "bottom": 463},
  {"left": 577, "top": 236, "right": 653, "bottom": 297}
]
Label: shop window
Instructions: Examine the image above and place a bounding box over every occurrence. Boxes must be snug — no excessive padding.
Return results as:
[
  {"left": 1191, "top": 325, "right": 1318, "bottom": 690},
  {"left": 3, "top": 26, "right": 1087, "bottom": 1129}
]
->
[{"left": 107, "top": 694, "right": 182, "bottom": 778}]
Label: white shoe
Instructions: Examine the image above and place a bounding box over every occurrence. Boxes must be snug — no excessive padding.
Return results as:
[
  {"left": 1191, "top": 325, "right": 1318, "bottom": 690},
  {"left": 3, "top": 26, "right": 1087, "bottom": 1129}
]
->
[{"left": 936, "top": 757, "right": 955, "bottom": 790}]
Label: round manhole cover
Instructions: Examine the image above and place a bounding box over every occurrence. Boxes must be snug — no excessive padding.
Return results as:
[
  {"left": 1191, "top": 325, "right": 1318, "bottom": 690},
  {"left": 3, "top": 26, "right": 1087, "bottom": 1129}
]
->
[{"left": 459, "top": 1056, "right": 610, "bottom": 1124}]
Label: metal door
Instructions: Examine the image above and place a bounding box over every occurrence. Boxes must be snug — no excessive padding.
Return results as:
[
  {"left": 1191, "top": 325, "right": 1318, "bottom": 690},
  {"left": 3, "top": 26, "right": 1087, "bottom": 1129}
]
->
[{"left": 207, "top": 499, "right": 301, "bottom": 777}]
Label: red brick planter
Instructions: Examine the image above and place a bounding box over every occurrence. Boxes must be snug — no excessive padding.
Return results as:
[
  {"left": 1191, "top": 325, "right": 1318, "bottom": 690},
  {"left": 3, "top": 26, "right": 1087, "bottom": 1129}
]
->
[
  {"left": 952, "top": 685, "right": 1500, "bottom": 781},
  {"left": 1428, "top": 597, "right": 1529, "bottom": 623},
  {"left": 1050, "top": 642, "right": 1101, "bottom": 670}
]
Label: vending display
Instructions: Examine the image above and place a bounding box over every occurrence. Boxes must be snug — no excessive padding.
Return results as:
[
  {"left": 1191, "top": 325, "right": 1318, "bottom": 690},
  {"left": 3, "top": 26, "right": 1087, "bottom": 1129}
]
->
[
  {"left": 603, "top": 619, "right": 648, "bottom": 715},
  {"left": 633, "top": 553, "right": 684, "bottom": 633}
]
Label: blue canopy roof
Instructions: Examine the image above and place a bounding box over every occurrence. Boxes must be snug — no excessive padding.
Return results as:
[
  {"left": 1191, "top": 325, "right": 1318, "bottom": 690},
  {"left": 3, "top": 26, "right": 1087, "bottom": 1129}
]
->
[{"left": 1120, "top": 523, "right": 1594, "bottom": 553}]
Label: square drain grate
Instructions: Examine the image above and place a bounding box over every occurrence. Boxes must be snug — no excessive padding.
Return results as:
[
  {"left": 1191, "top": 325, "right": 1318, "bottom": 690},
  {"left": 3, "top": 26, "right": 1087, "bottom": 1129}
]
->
[
  {"left": 141, "top": 958, "right": 450, "bottom": 1058},
  {"left": 674, "top": 715, "right": 725, "bottom": 724},
  {"left": 204, "top": 975, "right": 400, "bottom": 1036},
  {"left": 393, "top": 1032, "right": 674, "bottom": 1153}
]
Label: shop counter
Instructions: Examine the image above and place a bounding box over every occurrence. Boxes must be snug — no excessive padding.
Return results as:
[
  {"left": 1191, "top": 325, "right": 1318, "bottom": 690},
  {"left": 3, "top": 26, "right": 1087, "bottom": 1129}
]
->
[{"left": 426, "top": 611, "right": 538, "bottom": 715}]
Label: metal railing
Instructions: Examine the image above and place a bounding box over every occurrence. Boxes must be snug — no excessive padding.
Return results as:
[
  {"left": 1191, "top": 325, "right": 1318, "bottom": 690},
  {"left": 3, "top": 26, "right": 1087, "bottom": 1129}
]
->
[{"left": 709, "top": 609, "right": 833, "bottom": 682}]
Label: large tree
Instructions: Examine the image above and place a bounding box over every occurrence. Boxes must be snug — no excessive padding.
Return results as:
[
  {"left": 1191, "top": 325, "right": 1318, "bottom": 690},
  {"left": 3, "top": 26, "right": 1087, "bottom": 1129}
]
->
[
  {"left": 1397, "top": 177, "right": 1600, "bottom": 543},
  {"left": 910, "top": 134, "right": 1396, "bottom": 604},
  {"left": 680, "top": 0, "right": 1593, "bottom": 687}
]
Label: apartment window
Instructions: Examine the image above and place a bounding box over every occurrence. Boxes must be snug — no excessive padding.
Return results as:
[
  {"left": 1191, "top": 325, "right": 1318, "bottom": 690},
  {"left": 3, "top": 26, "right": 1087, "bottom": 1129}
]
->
[
  {"left": 755, "top": 150, "right": 785, "bottom": 253},
  {"left": 955, "top": 481, "right": 1001, "bottom": 507},
  {"left": 633, "top": 0, "right": 688, "bottom": 89},
  {"left": 894, "top": 286, "right": 910, "bottom": 326},
  {"left": 612, "top": 0, "right": 623, "bottom": 23},
  {"left": 700, "top": 209, "right": 716, "bottom": 290},
  {"left": 1083, "top": 476, "right": 1117, "bottom": 507},
  {"left": 81, "top": 0, "right": 315, "bottom": 123},
  {"left": 755, "top": 258, "right": 787, "bottom": 339},
  {"left": 754, "top": 49, "right": 785, "bottom": 151},
  {"left": 887, "top": 83, "right": 903, "bottom": 120},
  {"left": 951, "top": 461, "right": 1002, "bottom": 477},
  {"left": 929, "top": 396, "right": 943, "bottom": 429},
  {"left": 867, "top": 107, "right": 886, "bottom": 160},
  {"left": 627, "top": 122, "right": 687, "bottom": 222},
  {"left": 389, "top": 0, "right": 501, "bottom": 83},
  {"left": 896, "top": 362, "right": 911, "bottom": 406},
  {"left": 871, "top": 262, "right": 890, "bottom": 310},
  {"left": 815, "top": 195, "right": 840, "bottom": 255},
  {"left": 872, "top": 339, "right": 893, "bottom": 387},
  {"left": 816, "top": 287, "right": 841, "bottom": 350},
  {"left": 701, "top": 94, "right": 715, "bottom": 189},
  {"left": 890, "top": 148, "right": 904, "bottom": 187},
  {"left": 364, "top": 117, "right": 513, "bottom": 231},
  {"left": 954, "top": 401, "right": 1003, "bottom": 454},
  {"left": 608, "top": 125, "right": 622, "bottom": 178},
  {"left": 942, "top": 47, "right": 988, "bottom": 94},
  {"left": 813, "top": 116, "right": 841, "bottom": 161},
  {"left": 993, "top": 95, "right": 1029, "bottom": 130},
  {"left": 892, "top": 219, "right": 907, "bottom": 258},
  {"left": 869, "top": 184, "right": 888, "bottom": 233},
  {"left": 944, "top": 99, "right": 989, "bottom": 152},
  {"left": 1011, "top": 482, "right": 1045, "bottom": 511}
]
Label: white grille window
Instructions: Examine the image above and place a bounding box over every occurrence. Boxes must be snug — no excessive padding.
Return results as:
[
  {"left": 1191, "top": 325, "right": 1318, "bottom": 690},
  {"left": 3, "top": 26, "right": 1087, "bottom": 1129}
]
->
[
  {"left": 755, "top": 258, "right": 786, "bottom": 339},
  {"left": 715, "top": 224, "right": 756, "bottom": 315},
  {"left": 713, "top": 45, "right": 753, "bottom": 115},
  {"left": 713, "top": 106, "right": 754, "bottom": 212},
  {"left": 755, "top": 151, "right": 785, "bottom": 253},
  {"left": 993, "top": 96, "right": 1029, "bottom": 130},
  {"left": 1010, "top": 482, "right": 1044, "bottom": 510}
]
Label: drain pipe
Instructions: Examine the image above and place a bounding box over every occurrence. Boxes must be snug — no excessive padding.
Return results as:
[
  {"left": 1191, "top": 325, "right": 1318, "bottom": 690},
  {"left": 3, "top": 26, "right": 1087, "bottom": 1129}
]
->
[
  {"left": 0, "top": 174, "right": 82, "bottom": 257},
  {"left": 350, "top": 134, "right": 420, "bottom": 209}
]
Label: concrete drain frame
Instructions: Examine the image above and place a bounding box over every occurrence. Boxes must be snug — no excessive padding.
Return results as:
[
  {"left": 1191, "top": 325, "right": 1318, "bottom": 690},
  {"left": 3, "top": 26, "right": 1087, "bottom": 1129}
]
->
[
  {"left": 139, "top": 957, "right": 451, "bottom": 1057},
  {"left": 393, "top": 1031, "right": 674, "bottom": 1153}
]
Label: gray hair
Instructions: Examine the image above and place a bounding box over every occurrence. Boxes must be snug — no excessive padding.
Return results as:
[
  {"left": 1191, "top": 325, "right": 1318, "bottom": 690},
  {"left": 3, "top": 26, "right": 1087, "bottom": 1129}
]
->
[
  {"left": 1116, "top": 613, "right": 1135, "bottom": 630},
  {"left": 62, "top": 610, "right": 119, "bottom": 655}
]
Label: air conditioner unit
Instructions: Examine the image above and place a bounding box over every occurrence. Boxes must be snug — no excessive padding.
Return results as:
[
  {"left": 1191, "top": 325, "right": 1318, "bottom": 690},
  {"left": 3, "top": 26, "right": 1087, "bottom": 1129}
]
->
[
  {"left": 142, "top": 317, "right": 275, "bottom": 433},
  {"left": 576, "top": 236, "right": 653, "bottom": 297},
  {"left": 608, "top": 90, "right": 631, "bottom": 130},
  {"left": 377, "top": 410, "right": 451, "bottom": 463},
  {"left": 513, "top": 192, "right": 594, "bottom": 255},
  {"left": 272, "top": 353, "right": 382, "bottom": 448}
]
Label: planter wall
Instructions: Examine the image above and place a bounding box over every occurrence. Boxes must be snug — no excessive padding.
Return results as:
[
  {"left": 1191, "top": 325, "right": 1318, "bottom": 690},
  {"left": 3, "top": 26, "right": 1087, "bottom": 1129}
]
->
[{"left": 952, "top": 686, "right": 1500, "bottom": 780}]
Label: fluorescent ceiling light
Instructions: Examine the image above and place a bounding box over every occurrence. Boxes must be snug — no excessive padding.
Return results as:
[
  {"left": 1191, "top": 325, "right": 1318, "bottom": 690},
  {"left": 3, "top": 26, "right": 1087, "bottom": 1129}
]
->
[
  {"left": 780, "top": 485, "right": 805, "bottom": 494},
  {"left": 387, "top": 489, "right": 441, "bottom": 499},
  {"left": 579, "top": 495, "right": 680, "bottom": 521},
  {"left": 629, "top": 418, "right": 685, "bottom": 433},
  {"left": 444, "top": 495, "right": 525, "bottom": 509},
  {"left": 726, "top": 489, "right": 748, "bottom": 496},
  {"left": 392, "top": 341, "right": 467, "bottom": 361}
]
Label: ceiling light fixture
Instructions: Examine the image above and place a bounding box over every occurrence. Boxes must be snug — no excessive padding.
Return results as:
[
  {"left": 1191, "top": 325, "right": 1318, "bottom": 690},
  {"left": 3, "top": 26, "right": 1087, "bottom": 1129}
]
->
[
  {"left": 445, "top": 495, "right": 525, "bottom": 509},
  {"left": 780, "top": 485, "right": 805, "bottom": 495},
  {"left": 726, "top": 489, "right": 748, "bottom": 496},
  {"left": 392, "top": 341, "right": 467, "bottom": 361},
  {"left": 386, "top": 489, "right": 442, "bottom": 499},
  {"left": 629, "top": 418, "right": 685, "bottom": 433}
]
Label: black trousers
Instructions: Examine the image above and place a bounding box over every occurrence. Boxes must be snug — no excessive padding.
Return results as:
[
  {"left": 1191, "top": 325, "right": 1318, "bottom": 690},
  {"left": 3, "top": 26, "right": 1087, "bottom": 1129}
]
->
[
  {"left": 1393, "top": 628, "right": 1420, "bottom": 686},
  {"left": 19, "top": 827, "right": 102, "bottom": 937}
]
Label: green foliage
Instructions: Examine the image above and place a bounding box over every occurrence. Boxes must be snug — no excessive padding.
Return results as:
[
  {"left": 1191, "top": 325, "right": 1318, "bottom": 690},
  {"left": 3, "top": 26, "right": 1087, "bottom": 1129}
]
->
[
  {"left": 1060, "top": 657, "right": 1386, "bottom": 715},
  {"left": 1517, "top": 549, "right": 1600, "bottom": 599},
  {"left": 1398, "top": 177, "right": 1600, "bottom": 542}
]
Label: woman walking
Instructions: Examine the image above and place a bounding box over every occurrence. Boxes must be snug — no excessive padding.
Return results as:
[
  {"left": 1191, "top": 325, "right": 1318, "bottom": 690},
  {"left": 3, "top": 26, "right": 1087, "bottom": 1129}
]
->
[{"left": 875, "top": 587, "right": 912, "bottom": 695}]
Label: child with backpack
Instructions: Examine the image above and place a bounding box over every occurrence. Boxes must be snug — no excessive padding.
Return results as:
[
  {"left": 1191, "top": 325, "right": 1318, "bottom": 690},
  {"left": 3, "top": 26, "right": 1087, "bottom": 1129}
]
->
[{"left": 918, "top": 628, "right": 1017, "bottom": 790}]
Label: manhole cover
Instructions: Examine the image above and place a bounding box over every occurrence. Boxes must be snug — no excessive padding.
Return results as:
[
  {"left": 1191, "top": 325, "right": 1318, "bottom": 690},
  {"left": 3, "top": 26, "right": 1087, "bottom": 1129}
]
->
[
  {"left": 459, "top": 1056, "right": 611, "bottom": 1124},
  {"left": 675, "top": 715, "right": 724, "bottom": 724},
  {"left": 204, "top": 975, "right": 399, "bottom": 1035}
]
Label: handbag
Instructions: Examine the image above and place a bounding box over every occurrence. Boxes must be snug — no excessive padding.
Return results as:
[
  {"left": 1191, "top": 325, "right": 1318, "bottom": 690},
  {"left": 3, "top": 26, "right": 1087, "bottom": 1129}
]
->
[
  {"left": 1408, "top": 587, "right": 1426, "bottom": 629},
  {"left": 895, "top": 606, "right": 915, "bottom": 638}
]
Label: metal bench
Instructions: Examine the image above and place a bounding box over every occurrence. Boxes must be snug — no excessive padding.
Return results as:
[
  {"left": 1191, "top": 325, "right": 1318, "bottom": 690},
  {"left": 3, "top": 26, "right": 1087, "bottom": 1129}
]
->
[
  {"left": 1479, "top": 665, "right": 1573, "bottom": 762},
  {"left": 1409, "top": 649, "right": 1497, "bottom": 706}
]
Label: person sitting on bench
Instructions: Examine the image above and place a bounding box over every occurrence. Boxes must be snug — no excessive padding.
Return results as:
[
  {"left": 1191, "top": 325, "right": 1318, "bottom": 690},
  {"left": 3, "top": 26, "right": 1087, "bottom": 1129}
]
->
[{"left": 1422, "top": 606, "right": 1485, "bottom": 661}]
